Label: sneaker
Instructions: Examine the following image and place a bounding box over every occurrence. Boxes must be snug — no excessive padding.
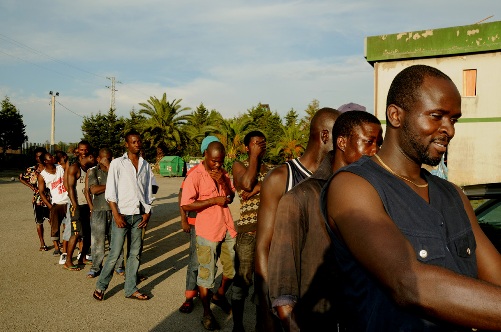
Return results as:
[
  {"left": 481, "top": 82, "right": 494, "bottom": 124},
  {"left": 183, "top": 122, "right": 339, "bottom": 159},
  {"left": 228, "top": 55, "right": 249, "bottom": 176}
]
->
[
  {"left": 59, "top": 253, "right": 67, "bottom": 265},
  {"left": 53, "top": 249, "right": 62, "bottom": 256},
  {"left": 86, "top": 254, "right": 92, "bottom": 261}
]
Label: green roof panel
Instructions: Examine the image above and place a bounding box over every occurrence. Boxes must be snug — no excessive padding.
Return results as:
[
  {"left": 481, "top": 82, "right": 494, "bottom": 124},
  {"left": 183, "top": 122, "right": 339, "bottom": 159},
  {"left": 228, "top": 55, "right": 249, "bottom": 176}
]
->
[{"left": 365, "top": 21, "right": 501, "bottom": 63}]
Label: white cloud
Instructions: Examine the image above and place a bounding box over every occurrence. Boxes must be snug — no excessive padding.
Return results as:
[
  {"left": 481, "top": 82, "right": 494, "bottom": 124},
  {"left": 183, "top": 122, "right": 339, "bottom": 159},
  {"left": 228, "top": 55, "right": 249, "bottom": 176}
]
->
[{"left": 0, "top": 0, "right": 498, "bottom": 142}]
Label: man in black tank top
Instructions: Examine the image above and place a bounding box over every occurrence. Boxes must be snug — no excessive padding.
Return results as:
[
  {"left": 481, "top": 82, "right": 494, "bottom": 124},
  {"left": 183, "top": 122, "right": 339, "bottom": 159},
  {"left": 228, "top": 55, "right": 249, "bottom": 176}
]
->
[
  {"left": 255, "top": 107, "right": 340, "bottom": 331},
  {"left": 323, "top": 65, "right": 501, "bottom": 330}
]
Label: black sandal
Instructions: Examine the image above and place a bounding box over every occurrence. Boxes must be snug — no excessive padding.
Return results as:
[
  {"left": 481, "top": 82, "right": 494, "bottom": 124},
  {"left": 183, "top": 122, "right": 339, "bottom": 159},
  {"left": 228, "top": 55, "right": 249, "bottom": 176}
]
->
[{"left": 93, "top": 289, "right": 104, "bottom": 301}]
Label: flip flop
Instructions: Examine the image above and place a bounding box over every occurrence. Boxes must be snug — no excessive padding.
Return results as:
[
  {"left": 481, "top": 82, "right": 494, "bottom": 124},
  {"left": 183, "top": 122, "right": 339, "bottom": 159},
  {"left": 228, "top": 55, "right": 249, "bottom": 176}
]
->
[
  {"left": 93, "top": 289, "right": 104, "bottom": 301},
  {"left": 39, "top": 245, "right": 49, "bottom": 251},
  {"left": 115, "top": 268, "right": 125, "bottom": 276},
  {"left": 63, "top": 265, "right": 81, "bottom": 271},
  {"left": 127, "top": 291, "right": 150, "bottom": 300}
]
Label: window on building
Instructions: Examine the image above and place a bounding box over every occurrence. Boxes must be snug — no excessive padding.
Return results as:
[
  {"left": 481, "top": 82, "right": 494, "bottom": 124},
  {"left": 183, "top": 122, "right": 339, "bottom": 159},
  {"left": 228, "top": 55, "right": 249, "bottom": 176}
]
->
[{"left": 463, "top": 69, "right": 477, "bottom": 97}]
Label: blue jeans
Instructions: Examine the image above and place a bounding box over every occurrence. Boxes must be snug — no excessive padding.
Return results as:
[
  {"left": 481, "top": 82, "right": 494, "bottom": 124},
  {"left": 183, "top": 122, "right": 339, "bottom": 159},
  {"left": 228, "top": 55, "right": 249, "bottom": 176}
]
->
[
  {"left": 90, "top": 210, "right": 124, "bottom": 274},
  {"left": 185, "top": 225, "right": 199, "bottom": 296},
  {"left": 231, "top": 232, "right": 256, "bottom": 301},
  {"left": 95, "top": 214, "right": 143, "bottom": 297},
  {"left": 196, "top": 231, "right": 236, "bottom": 289}
]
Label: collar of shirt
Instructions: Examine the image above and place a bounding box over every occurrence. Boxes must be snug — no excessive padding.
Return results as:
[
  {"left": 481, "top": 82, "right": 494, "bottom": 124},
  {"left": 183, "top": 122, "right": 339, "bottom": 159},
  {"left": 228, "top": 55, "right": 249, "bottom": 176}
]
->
[{"left": 105, "top": 152, "right": 153, "bottom": 215}]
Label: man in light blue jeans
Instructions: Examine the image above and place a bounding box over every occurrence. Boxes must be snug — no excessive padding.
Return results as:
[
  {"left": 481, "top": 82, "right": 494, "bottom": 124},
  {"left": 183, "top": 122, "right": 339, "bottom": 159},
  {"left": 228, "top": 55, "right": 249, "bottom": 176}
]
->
[
  {"left": 95, "top": 214, "right": 143, "bottom": 296},
  {"left": 93, "top": 130, "right": 155, "bottom": 301}
]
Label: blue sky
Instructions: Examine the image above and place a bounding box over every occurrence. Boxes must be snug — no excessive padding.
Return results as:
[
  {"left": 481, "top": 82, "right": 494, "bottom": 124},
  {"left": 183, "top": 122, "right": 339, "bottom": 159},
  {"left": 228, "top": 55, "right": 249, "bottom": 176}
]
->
[{"left": 0, "top": 0, "right": 498, "bottom": 143}]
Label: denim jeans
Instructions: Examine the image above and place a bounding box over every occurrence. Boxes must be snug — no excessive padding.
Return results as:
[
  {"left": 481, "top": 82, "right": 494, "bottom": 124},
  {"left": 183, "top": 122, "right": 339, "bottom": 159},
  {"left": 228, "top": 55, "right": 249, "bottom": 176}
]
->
[
  {"left": 90, "top": 210, "right": 124, "bottom": 274},
  {"left": 185, "top": 225, "right": 198, "bottom": 297},
  {"left": 95, "top": 214, "right": 143, "bottom": 297},
  {"left": 231, "top": 232, "right": 256, "bottom": 301},
  {"left": 196, "top": 231, "right": 236, "bottom": 289}
]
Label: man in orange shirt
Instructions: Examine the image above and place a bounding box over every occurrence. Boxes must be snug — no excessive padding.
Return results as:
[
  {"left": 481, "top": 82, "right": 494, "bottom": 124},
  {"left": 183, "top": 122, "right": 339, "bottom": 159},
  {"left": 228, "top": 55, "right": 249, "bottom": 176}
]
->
[
  {"left": 178, "top": 136, "right": 220, "bottom": 314},
  {"left": 181, "top": 141, "right": 236, "bottom": 331}
]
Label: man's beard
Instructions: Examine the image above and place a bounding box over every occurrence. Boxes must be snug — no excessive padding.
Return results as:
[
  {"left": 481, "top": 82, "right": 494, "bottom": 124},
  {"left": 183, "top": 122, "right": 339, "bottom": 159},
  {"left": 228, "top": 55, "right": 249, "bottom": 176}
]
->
[{"left": 402, "top": 120, "right": 445, "bottom": 167}]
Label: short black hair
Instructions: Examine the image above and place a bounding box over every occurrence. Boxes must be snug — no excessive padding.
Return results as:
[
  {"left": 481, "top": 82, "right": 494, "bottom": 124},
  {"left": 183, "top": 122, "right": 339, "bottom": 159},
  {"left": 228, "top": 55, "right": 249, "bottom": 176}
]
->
[
  {"left": 332, "top": 110, "right": 381, "bottom": 139},
  {"left": 40, "top": 151, "right": 52, "bottom": 165},
  {"left": 243, "top": 131, "right": 266, "bottom": 147},
  {"left": 125, "top": 129, "right": 141, "bottom": 143},
  {"left": 34, "top": 146, "right": 47, "bottom": 155},
  {"left": 78, "top": 140, "right": 91, "bottom": 148},
  {"left": 206, "top": 141, "right": 225, "bottom": 154},
  {"left": 54, "top": 150, "right": 68, "bottom": 163},
  {"left": 99, "top": 147, "right": 112, "bottom": 158},
  {"left": 386, "top": 65, "right": 452, "bottom": 117}
]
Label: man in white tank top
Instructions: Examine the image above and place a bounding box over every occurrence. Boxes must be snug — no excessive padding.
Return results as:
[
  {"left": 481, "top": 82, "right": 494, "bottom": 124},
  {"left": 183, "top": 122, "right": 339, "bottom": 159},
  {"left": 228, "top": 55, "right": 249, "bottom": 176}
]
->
[{"left": 38, "top": 152, "right": 70, "bottom": 257}]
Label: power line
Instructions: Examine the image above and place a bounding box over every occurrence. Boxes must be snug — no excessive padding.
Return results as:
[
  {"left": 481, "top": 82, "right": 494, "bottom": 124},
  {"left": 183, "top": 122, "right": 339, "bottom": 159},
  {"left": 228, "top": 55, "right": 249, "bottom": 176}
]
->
[
  {"left": 55, "top": 100, "right": 84, "bottom": 118},
  {"left": 0, "top": 33, "right": 153, "bottom": 102},
  {"left": 0, "top": 49, "right": 102, "bottom": 88},
  {"left": 0, "top": 33, "right": 107, "bottom": 80}
]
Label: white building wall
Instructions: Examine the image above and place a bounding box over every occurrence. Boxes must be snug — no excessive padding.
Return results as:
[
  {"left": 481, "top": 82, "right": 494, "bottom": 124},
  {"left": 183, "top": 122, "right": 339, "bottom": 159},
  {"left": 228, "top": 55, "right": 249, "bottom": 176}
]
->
[{"left": 373, "top": 52, "right": 501, "bottom": 186}]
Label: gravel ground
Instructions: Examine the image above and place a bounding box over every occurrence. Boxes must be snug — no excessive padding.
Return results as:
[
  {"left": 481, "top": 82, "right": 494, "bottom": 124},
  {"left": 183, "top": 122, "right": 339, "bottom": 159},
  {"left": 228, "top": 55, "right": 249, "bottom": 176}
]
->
[{"left": 0, "top": 174, "right": 256, "bottom": 332}]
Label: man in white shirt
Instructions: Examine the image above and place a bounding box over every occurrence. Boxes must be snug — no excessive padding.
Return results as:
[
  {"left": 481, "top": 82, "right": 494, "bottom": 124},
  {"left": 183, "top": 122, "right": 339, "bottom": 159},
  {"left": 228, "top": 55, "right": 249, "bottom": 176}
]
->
[
  {"left": 93, "top": 130, "right": 155, "bottom": 301},
  {"left": 38, "top": 151, "right": 71, "bottom": 258}
]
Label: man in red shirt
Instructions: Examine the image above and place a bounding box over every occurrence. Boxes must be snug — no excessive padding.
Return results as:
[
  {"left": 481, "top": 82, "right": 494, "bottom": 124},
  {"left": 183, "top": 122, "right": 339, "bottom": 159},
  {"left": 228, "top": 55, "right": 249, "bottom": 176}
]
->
[
  {"left": 181, "top": 141, "right": 236, "bottom": 331},
  {"left": 178, "top": 135, "right": 220, "bottom": 314}
]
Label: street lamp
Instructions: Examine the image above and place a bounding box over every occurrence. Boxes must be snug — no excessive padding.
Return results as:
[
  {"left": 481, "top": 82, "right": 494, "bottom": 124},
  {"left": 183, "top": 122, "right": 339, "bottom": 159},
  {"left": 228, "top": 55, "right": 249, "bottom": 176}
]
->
[{"left": 49, "top": 91, "right": 59, "bottom": 152}]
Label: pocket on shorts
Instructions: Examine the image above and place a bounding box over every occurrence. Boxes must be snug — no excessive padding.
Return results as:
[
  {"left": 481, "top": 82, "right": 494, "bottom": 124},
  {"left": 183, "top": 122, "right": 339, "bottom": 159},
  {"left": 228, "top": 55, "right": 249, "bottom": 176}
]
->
[{"left": 196, "top": 244, "right": 211, "bottom": 265}]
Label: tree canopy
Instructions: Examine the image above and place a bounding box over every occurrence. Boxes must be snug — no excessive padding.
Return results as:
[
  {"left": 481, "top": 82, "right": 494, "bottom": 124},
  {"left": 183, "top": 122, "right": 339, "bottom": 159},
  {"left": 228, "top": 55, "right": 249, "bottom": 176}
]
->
[
  {"left": 10, "top": 90, "right": 329, "bottom": 172},
  {"left": 139, "top": 93, "right": 191, "bottom": 164},
  {"left": 81, "top": 109, "right": 126, "bottom": 157},
  {"left": 0, "top": 97, "right": 28, "bottom": 155}
]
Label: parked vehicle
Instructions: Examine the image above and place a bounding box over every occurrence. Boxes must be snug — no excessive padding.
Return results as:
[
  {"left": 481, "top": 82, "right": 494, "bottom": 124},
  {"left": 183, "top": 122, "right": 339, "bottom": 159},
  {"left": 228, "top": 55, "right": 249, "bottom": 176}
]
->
[{"left": 462, "top": 183, "right": 501, "bottom": 253}]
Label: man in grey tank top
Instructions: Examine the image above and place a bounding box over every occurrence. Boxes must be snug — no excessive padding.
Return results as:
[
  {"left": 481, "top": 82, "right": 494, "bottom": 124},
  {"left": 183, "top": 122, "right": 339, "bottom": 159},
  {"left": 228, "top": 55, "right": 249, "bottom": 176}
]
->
[{"left": 323, "top": 65, "right": 501, "bottom": 330}]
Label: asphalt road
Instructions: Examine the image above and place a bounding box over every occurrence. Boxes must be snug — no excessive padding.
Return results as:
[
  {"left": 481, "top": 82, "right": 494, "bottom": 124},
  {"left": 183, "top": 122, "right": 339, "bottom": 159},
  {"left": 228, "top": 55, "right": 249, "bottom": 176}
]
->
[{"left": 0, "top": 175, "right": 256, "bottom": 332}]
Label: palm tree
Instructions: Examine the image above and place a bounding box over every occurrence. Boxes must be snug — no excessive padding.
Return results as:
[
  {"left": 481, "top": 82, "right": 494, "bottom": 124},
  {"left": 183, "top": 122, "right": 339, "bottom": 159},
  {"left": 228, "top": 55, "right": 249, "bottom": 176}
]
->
[
  {"left": 138, "top": 93, "right": 190, "bottom": 166},
  {"left": 182, "top": 105, "right": 221, "bottom": 156},
  {"left": 213, "top": 114, "right": 254, "bottom": 160},
  {"left": 270, "top": 122, "right": 307, "bottom": 162}
]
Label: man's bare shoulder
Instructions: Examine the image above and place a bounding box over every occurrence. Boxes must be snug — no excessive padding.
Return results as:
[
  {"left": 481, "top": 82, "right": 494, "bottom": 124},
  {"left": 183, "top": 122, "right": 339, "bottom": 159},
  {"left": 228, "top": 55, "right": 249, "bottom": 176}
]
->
[
  {"left": 258, "top": 164, "right": 288, "bottom": 212},
  {"left": 263, "top": 164, "right": 287, "bottom": 184},
  {"left": 326, "top": 171, "right": 378, "bottom": 209},
  {"left": 67, "top": 162, "right": 80, "bottom": 174}
]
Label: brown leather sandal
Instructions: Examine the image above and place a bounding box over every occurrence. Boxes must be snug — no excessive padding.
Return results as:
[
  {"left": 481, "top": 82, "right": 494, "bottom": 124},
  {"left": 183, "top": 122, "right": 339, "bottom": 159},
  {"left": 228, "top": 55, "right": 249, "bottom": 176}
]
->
[{"left": 127, "top": 291, "right": 150, "bottom": 300}]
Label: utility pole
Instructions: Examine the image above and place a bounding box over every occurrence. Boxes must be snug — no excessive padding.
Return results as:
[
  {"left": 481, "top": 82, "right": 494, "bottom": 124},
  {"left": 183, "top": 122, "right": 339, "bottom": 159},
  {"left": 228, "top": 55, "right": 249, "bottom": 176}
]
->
[
  {"left": 106, "top": 77, "right": 121, "bottom": 111},
  {"left": 49, "top": 91, "right": 59, "bottom": 153}
]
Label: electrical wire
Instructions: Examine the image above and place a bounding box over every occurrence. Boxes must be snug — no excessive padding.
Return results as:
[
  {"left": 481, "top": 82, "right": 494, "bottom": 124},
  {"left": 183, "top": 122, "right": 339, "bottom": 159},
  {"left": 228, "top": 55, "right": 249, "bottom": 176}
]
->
[{"left": 55, "top": 101, "right": 84, "bottom": 118}]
